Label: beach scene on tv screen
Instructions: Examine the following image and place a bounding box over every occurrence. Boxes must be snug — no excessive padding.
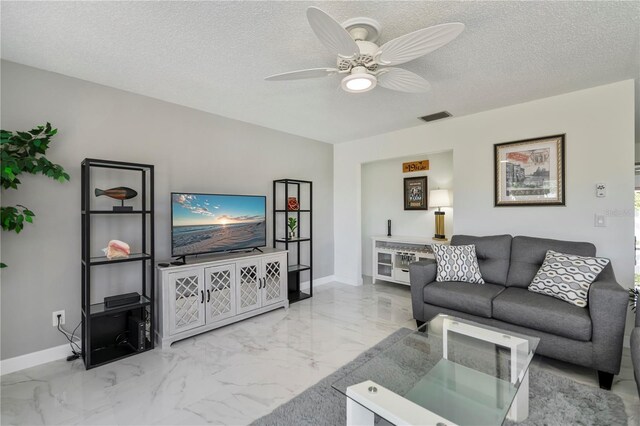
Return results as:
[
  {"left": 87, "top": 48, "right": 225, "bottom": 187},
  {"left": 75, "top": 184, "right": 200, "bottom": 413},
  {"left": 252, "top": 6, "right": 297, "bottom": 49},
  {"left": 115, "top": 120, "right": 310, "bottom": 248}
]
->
[{"left": 172, "top": 193, "right": 266, "bottom": 255}]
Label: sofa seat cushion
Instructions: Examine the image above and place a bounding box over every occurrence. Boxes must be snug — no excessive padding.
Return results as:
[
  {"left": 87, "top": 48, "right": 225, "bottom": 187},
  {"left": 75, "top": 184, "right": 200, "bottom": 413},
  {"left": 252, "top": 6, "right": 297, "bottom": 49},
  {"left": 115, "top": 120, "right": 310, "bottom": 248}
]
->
[
  {"left": 423, "top": 281, "right": 506, "bottom": 318},
  {"left": 493, "top": 287, "right": 592, "bottom": 341}
]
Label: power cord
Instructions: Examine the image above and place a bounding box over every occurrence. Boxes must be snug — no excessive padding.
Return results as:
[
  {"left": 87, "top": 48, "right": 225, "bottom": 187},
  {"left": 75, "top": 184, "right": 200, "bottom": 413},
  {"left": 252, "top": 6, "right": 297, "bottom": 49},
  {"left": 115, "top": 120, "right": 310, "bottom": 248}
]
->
[
  {"left": 56, "top": 315, "right": 82, "bottom": 361},
  {"left": 115, "top": 331, "right": 130, "bottom": 346},
  {"left": 57, "top": 312, "right": 148, "bottom": 360}
]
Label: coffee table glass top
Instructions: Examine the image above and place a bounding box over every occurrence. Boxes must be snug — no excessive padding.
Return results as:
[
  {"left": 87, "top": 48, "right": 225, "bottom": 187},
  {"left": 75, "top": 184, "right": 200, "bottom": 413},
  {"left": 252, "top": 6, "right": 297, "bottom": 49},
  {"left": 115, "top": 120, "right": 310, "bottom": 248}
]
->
[{"left": 332, "top": 314, "right": 539, "bottom": 426}]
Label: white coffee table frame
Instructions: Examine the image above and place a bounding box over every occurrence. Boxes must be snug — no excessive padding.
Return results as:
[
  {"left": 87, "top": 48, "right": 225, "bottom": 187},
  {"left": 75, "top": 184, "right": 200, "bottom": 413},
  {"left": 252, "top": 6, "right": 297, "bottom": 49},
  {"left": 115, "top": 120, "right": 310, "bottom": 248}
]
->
[{"left": 345, "top": 318, "right": 532, "bottom": 426}]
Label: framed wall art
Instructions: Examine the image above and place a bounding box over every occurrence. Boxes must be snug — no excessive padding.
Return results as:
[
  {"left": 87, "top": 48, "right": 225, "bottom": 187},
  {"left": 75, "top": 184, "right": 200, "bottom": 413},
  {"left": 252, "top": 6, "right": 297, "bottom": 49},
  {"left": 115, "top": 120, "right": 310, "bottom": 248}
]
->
[
  {"left": 494, "top": 134, "right": 565, "bottom": 206},
  {"left": 404, "top": 176, "right": 428, "bottom": 210}
]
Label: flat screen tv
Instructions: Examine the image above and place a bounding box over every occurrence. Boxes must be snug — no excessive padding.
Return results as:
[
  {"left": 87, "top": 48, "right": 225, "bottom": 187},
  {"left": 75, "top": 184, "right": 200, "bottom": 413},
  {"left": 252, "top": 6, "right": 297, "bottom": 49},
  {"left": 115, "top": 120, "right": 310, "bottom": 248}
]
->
[{"left": 171, "top": 193, "right": 266, "bottom": 257}]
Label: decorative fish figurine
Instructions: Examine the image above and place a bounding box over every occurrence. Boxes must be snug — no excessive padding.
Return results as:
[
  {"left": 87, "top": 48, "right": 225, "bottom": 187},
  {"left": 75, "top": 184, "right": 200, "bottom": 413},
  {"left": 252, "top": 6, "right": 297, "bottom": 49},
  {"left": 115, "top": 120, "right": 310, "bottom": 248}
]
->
[{"left": 94, "top": 187, "right": 138, "bottom": 200}]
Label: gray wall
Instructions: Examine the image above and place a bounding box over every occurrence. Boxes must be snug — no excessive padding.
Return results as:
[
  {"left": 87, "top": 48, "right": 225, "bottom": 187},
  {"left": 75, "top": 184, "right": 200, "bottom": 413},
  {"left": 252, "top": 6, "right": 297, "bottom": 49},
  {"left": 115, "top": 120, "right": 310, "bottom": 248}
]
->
[{"left": 0, "top": 60, "right": 334, "bottom": 360}]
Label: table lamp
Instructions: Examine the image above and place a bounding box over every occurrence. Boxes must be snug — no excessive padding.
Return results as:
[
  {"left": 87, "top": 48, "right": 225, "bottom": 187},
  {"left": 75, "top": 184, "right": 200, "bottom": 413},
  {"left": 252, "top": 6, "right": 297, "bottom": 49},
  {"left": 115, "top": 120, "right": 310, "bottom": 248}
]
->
[{"left": 430, "top": 189, "right": 450, "bottom": 241}]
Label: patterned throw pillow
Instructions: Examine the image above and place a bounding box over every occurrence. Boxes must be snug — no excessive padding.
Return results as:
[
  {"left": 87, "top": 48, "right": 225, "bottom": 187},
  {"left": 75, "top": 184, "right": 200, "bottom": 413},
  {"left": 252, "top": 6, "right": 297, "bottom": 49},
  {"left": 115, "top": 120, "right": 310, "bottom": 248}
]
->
[
  {"left": 433, "top": 244, "right": 485, "bottom": 284},
  {"left": 528, "top": 250, "right": 609, "bottom": 307}
]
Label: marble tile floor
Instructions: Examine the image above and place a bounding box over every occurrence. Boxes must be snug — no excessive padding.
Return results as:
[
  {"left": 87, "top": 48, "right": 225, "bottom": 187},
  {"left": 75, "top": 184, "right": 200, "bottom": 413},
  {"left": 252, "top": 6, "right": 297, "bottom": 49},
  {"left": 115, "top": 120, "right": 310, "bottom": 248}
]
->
[{"left": 1, "top": 280, "right": 639, "bottom": 425}]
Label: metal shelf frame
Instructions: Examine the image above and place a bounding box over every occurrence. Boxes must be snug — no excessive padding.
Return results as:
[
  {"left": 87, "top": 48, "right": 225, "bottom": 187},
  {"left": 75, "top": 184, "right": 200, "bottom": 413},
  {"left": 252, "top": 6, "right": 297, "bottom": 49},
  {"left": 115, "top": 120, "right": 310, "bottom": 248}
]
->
[
  {"left": 81, "top": 158, "right": 155, "bottom": 369},
  {"left": 273, "top": 179, "right": 313, "bottom": 303}
]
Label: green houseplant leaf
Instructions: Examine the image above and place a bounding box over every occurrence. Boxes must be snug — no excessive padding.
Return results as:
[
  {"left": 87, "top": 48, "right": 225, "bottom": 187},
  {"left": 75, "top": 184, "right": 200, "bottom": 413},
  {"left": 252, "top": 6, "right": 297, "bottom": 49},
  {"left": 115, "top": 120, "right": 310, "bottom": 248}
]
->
[
  {"left": 630, "top": 287, "right": 639, "bottom": 312},
  {"left": 0, "top": 123, "right": 69, "bottom": 268}
]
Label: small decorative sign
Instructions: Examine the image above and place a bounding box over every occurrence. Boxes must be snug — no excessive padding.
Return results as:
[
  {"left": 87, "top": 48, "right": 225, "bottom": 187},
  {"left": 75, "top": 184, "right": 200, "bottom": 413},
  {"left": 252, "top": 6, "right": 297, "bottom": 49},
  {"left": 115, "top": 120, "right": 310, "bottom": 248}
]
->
[{"left": 402, "top": 160, "right": 429, "bottom": 173}]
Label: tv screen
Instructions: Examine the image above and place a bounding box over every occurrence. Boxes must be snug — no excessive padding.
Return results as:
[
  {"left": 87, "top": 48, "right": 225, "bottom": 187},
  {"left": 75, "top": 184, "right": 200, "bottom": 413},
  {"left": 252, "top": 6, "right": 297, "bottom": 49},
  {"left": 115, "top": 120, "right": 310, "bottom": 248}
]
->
[{"left": 171, "top": 193, "right": 266, "bottom": 257}]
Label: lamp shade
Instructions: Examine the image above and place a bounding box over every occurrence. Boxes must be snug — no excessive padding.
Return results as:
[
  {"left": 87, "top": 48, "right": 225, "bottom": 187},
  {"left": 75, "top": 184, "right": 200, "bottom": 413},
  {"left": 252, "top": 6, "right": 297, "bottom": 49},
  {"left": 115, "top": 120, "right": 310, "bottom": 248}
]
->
[{"left": 429, "top": 189, "right": 451, "bottom": 208}]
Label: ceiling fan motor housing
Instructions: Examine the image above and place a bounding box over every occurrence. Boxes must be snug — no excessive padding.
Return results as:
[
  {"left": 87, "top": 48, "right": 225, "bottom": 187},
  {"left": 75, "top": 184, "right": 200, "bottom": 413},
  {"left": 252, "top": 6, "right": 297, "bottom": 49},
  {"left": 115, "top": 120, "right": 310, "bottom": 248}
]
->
[{"left": 337, "top": 40, "right": 380, "bottom": 73}]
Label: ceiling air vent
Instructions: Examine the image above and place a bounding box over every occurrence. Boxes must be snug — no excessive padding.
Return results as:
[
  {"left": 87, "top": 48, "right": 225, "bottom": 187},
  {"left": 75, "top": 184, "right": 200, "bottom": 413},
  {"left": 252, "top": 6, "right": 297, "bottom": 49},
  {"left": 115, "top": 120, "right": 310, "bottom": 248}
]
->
[{"left": 419, "top": 111, "right": 452, "bottom": 123}]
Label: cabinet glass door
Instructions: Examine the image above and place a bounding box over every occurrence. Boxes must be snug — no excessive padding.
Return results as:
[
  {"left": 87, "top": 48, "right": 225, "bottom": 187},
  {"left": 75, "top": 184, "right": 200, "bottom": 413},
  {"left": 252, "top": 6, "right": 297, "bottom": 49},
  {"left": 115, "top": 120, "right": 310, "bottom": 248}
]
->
[
  {"left": 168, "top": 270, "right": 205, "bottom": 335},
  {"left": 262, "top": 256, "right": 285, "bottom": 306},
  {"left": 236, "top": 260, "right": 261, "bottom": 314},
  {"left": 205, "top": 264, "right": 237, "bottom": 323},
  {"left": 377, "top": 264, "right": 393, "bottom": 277}
]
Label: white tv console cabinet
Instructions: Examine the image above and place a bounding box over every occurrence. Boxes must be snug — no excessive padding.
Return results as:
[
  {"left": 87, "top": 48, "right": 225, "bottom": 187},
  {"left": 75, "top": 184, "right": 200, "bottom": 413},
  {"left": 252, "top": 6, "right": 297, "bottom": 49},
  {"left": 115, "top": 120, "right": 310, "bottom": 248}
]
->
[
  {"left": 155, "top": 248, "right": 288, "bottom": 348},
  {"left": 372, "top": 236, "right": 448, "bottom": 286}
]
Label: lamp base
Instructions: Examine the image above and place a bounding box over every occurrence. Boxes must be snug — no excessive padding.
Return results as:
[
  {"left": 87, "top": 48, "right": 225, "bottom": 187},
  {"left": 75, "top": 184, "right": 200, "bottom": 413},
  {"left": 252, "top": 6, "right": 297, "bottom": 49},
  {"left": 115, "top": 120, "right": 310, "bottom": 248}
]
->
[{"left": 434, "top": 211, "right": 447, "bottom": 241}]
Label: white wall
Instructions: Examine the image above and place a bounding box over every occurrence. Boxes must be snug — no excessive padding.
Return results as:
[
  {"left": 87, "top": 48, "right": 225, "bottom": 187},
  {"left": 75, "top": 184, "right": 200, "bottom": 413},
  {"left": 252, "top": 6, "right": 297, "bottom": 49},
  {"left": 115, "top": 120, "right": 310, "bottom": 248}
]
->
[
  {"left": 361, "top": 151, "right": 453, "bottom": 277},
  {"left": 335, "top": 80, "right": 635, "bottom": 288},
  {"left": 0, "top": 61, "right": 334, "bottom": 360}
]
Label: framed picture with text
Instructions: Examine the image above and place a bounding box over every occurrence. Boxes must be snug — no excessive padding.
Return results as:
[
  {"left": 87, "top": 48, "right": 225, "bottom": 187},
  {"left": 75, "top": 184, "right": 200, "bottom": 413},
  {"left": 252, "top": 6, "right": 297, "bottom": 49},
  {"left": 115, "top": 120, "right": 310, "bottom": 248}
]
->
[
  {"left": 494, "top": 134, "right": 565, "bottom": 206},
  {"left": 404, "top": 176, "right": 428, "bottom": 210}
]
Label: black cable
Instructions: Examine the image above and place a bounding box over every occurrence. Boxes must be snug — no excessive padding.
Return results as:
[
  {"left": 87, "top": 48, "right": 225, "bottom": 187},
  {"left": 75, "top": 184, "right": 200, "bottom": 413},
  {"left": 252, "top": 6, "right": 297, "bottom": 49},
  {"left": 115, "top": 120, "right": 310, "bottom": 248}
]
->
[
  {"left": 115, "top": 331, "right": 129, "bottom": 346},
  {"left": 56, "top": 316, "right": 82, "bottom": 358},
  {"left": 69, "top": 320, "right": 82, "bottom": 352},
  {"left": 60, "top": 322, "right": 81, "bottom": 353}
]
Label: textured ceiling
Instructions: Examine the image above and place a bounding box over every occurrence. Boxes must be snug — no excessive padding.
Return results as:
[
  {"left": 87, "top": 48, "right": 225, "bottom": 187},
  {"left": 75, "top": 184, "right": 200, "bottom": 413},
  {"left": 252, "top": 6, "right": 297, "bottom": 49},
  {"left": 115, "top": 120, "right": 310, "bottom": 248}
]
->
[{"left": 2, "top": 1, "right": 639, "bottom": 144}]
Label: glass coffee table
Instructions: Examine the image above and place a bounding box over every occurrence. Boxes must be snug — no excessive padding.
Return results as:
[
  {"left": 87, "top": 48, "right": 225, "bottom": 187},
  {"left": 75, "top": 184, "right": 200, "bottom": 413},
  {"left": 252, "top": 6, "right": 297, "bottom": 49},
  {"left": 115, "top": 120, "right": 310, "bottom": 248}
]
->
[{"left": 332, "top": 315, "right": 539, "bottom": 426}]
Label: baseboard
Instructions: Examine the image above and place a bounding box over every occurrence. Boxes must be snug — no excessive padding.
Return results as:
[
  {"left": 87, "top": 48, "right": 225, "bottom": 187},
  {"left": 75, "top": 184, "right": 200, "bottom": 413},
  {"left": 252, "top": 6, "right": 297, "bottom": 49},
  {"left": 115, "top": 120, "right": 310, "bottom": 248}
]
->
[
  {"left": 1, "top": 342, "right": 79, "bottom": 375},
  {"left": 300, "top": 275, "right": 338, "bottom": 291}
]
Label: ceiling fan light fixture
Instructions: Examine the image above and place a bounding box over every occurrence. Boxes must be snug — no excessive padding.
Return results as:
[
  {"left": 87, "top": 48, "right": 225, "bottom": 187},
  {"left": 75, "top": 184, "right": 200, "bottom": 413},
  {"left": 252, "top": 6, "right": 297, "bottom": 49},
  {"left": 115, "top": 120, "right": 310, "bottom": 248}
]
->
[{"left": 341, "top": 70, "right": 377, "bottom": 93}]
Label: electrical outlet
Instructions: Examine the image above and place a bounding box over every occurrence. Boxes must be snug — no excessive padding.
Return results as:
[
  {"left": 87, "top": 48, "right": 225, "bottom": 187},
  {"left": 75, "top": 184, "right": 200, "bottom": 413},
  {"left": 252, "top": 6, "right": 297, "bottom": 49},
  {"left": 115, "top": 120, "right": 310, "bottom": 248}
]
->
[
  {"left": 52, "top": 310, "right": 65, "bottom": 326},
  {"left": 596, "top": 183, "right": 606, "bottom": 198}
]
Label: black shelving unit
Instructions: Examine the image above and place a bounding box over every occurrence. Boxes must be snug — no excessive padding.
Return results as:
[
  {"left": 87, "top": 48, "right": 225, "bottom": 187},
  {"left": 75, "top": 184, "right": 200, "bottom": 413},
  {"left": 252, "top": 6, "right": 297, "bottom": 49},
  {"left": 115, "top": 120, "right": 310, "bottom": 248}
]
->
[
  {"left": 273, "top": 179, "right": 313, "bottom": 303},
  {"left": 81, "top": 158, "right": 154, "bottom": 369}
]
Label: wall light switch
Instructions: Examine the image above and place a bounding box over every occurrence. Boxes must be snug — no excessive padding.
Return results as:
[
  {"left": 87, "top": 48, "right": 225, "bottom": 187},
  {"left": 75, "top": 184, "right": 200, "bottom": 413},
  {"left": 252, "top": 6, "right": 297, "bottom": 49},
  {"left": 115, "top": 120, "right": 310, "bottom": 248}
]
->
[
  {"left": 594, "top": 214, "right": 606, "bottom": 227},
  {"left": 596, "top": 183, "right": 606, "bottom": 198}
]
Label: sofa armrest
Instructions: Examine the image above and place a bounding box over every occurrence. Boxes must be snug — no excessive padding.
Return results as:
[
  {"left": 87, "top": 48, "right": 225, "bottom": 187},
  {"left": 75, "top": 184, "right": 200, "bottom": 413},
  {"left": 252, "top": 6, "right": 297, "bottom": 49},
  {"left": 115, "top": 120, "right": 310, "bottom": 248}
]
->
[
  {"left": 409, "top": 259, "right": 437, "bottom": 322},
  {"left": 631, "top": 327, "right": 640, "bottom": 396},
  {"left": 588, "top": 264, "right": 628, "bottom": 374}
]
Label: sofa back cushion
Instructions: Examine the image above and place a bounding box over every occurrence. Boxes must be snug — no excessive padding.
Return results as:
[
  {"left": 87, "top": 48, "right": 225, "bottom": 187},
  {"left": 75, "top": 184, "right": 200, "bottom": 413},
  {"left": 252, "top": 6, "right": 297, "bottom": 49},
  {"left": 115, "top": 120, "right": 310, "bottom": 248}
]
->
[
  {"left": 506, "top": 236, "right": 596, "bottom": 288},
  {"left": 450, "top": 235, "right": 512, "bottom": 285}
]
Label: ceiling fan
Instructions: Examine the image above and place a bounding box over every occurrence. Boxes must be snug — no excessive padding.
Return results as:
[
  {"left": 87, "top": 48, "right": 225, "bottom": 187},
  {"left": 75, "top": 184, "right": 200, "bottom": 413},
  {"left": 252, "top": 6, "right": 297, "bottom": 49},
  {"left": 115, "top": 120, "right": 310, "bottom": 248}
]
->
[{"left": 265, "top": 7, "right": 465, "bottom": 94}]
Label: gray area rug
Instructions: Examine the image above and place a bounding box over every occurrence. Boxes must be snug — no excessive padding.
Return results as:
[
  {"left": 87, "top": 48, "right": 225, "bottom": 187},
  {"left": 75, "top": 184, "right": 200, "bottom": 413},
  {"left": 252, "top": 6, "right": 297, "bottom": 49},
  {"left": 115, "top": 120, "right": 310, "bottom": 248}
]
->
[{"left": 251, "top": 328, "right": 627, "bottom": 426}]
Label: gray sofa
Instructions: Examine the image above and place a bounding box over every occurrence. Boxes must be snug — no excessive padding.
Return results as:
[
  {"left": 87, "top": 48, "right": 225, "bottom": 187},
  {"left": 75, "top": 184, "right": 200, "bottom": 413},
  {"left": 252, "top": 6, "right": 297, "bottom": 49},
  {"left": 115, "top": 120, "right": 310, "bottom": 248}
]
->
[
  {"left": 409, "top": 234, "right": 627, "bottom": 390},
  {"left": 632, "top": 308, "right": 639, "bottom": 395}
]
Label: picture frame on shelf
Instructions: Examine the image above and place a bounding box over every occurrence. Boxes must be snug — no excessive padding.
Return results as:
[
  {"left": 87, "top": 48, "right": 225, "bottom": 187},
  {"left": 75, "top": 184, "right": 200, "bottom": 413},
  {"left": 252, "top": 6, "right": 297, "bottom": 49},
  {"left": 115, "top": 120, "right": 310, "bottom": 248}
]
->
[
  {"left": 494, "top": 134, "right": 565, "bottom": 207},
  {"left": 404, "top": 176, "right": 428, "bottom": 210}
]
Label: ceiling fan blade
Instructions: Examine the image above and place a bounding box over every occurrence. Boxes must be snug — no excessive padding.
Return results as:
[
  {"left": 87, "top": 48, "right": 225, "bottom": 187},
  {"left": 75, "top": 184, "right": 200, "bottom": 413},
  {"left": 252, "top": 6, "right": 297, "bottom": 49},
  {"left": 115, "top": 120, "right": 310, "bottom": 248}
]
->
[
  {"left": 377, "top": 68, "right": 432, "bottom": 93},
  {"left": 265, "top": 68, "right": 339, "bottom": 81},
  {"left": 307, "top": 7, "right": 359, "bottom": 58},
  {"left": 377, "top": 23, "right": 465, "bottom": 66}
]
